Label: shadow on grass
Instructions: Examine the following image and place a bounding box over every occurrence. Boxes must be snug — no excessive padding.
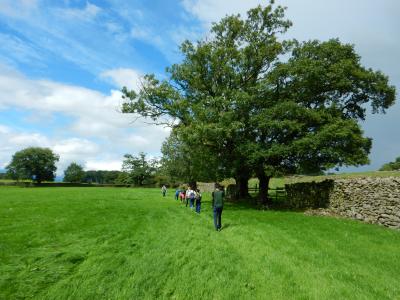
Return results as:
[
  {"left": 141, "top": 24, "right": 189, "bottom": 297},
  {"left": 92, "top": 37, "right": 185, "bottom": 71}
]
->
[
  {"left": 201, "top": 191, "right": 298, "bottom": 214},
  {"left": 223, "top": 194, "right": 302, "bottom": 213},
  {"left": 221, "top": 223, "right": 234, "bottom": 230}
]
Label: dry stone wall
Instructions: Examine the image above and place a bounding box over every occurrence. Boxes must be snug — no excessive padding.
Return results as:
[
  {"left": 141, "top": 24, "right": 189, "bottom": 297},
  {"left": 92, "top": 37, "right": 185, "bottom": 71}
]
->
[
  {"left": 197, "top": 182, "right": 215, "bottom": 193},
  {"left": 285, "top": 177, "right": 400, "bottom": 229}
]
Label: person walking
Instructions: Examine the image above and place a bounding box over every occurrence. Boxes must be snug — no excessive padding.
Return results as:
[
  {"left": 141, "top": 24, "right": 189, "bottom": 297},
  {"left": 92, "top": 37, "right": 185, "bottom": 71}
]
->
[
  {"left": 161, "top": 185, "right": 167, "bottom": 197},
  {"left": 180, "top": 189, "right": 186, "bottom": 203},
  {"left": 195, "top": 189, "right": 202, "bottom": 214},
  {"left": 185, "top": 188, "right": 191, "bottom": 207},
  {"left": 189, "top": 189, "right": 196, "bottom": 210},
  {"left": 212, "top": 184, "right": 225, "bottom": 231},
  {"left": 175, "top": 189, "right": 180, "bottom": 201}
]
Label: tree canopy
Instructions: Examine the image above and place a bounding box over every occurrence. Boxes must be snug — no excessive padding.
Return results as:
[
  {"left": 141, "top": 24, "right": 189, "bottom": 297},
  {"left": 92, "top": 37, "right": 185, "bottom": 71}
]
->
[
  {"left": 121, "top": 152, "right": 159, "bottom": 186},
  {"left": 6, "top": 147, "right": 59, "bottom": 183},
  {"left": 121, "top": 2, "right": 396, "bottom": 203},
  {"left": 63, "top": 162, "right": 85, "bottom": 183}
]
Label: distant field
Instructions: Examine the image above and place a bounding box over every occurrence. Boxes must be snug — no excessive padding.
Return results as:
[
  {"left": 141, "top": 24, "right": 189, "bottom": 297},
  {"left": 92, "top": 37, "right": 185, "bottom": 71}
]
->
[
  {"left": 1, "top": 187, "right": 399, "bottom": 299},
  {"left": 232, "top": 170, "right": 400, "bottom": 188},
  {"left": 285, "top": 170, "right": 400, "bottom": 184}
]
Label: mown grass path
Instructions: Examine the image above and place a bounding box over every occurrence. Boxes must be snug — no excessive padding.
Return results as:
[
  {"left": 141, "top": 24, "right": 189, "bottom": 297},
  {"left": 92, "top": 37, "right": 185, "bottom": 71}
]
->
[{"left": 1, "top": 187, "right": 399, "bottom": 299}]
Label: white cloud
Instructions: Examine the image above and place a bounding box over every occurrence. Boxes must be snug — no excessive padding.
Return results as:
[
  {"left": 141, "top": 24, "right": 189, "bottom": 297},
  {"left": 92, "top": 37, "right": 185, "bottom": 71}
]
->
[
  {"left": 0, "top": 125, "right": 11, "bottom": 134},
  {"left": 126, "top": 134, "right": 150, "bottom": 146},
  {"left": 85, "top": 160, "right": 122, "bottom": 171},
  {"left": 182, "top": 0, "right": 264, "bottom": 27},
  {"left": 0, "top": 126, "right": 50, "bottom": 168},
  {"left": 53, "top": 138, "right": 99, "bottom": 156},
  {"left": 57, "top": 2, "right": 101, "bottom": 21},
  {"left": 100, "top": 68, "right": 142, "bottom": 92},
  {"left": 9, "top": 133, "right": 51, "bottom": 148},
  {"left": 0, "top": 33, "right": 43, "bottom": 66},
  {"left": 0, "top": 66, "right": 171, "bottom": 174},
  {"left": 0, "top": 125, "right": 99, "bottom": 173},
  {"left": 0, "top": 1, "right": 134, "bottom": 76},
  {"left": 0, "top": 0, "right": 39, "bottom": 19},
  {"left": 130, "top": 25, "right": 164, "bottom": 49}
]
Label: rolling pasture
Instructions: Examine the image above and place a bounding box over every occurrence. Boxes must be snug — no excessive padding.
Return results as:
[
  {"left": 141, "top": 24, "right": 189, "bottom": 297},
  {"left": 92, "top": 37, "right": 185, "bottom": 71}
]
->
[{"left": 1, "top": 187, "right": 399, "bottom": 299}]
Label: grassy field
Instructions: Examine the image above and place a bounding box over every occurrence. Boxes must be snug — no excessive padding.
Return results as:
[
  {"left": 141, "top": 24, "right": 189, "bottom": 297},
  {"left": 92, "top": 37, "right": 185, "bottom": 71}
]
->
[{"left": 1, "top": 187, "right": 400, "bottom": 299}]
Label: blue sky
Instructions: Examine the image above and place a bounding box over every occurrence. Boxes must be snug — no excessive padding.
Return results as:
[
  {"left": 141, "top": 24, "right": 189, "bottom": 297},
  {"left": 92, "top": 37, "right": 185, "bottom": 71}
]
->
[{"left": 0, "top": 0, "right": 399, "bottom": 175}]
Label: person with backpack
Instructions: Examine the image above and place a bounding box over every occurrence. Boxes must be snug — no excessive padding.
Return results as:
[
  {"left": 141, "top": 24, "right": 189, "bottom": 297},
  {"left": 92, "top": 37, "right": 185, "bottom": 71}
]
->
[
  {"left": 180, "top": 189, "right": 186, "bottom": 203},
  {"left": 185, "top": 188, "right": 191, "bottom": 207},
  {"left": 175, "top": 189, "right": 180, "bottom": 201},
  {"left": 195, "top": 189, "right": 202, "bottom": 214},
  {"left": 212, "top": 184, "right": 225, "bottom": 231},
  {"left": 189, "top": 188, "right": 196, "bottom": 210},
  {"left": 161, "top": 185, "right": 167, "bottom": 197}
]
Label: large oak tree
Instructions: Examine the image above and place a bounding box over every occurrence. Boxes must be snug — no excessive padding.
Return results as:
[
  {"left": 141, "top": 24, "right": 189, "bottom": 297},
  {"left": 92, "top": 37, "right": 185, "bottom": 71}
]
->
[{"left": 122, "top": 2, "right": 395, "bottom": 204}]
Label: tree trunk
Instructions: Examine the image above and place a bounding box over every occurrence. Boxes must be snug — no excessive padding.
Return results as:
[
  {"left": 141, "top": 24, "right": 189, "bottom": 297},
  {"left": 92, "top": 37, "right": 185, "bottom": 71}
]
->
[
  {"left": 188, "top": 181, "right": 197, "bottom": 190},
  {"left": 257, "top": 170, "right": 271, "bottom": 206},
  {"left": 235, "top": 174, "right": 249, "bottom": 199}
]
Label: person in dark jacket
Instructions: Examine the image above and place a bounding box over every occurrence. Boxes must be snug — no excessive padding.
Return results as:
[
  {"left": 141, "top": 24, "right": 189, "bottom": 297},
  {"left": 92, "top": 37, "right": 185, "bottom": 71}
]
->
[
  {"left": 195, "top": 189, "right": 202, "bottom": 214},
  {"left": 212, "top": 184, "right": 225, "bottom": 231}
]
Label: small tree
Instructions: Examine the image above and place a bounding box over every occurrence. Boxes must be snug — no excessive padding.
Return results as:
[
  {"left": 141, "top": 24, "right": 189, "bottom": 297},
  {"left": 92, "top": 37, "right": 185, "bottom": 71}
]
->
[
  {"left": 122, "top": 152, "right": 159, "bottom": 186},
  {"left": 63, "top": 162, "right": 85, "bottom": 183},
  {"left": 379, "top": 157, "right": 400, "bottom": 171},
  {"left": 6, "top": 147, "right": 59, "bottom": 183}
]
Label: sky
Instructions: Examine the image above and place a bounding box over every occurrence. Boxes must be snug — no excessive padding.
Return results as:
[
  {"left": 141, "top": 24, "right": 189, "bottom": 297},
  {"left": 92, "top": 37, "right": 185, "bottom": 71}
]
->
[{"left": 0, "top": 0, "right": 399, "bottom": 175}]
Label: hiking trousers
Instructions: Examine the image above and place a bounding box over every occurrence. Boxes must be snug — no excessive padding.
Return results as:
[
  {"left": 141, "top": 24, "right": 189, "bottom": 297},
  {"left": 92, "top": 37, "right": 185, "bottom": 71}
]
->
[
  {"left": 213, "top": 207, "right": 223, "bottom": 230},
  {"left": 195, "top": 201, "right": 201, "bottom": 213}
]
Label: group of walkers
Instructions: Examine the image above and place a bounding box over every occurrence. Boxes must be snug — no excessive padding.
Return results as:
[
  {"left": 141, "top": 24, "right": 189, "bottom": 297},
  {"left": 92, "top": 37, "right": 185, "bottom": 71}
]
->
[
  {"left": 177, "top": 187, "right": 203, "bottom": 213},
  {"left": 161, "top": 183, "right": 225, "bottom": 231}
]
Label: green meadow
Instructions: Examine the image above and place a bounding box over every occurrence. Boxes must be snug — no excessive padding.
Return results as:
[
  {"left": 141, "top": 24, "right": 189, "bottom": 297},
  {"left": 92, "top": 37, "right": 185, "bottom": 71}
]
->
[{"left": 1, "top": 187, "right": 400, "bottom": 299}]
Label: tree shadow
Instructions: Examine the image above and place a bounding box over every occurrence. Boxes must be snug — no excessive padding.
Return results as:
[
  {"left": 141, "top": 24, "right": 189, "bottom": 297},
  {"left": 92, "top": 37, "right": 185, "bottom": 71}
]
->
[{"left": 202, "top": 193, "right": 294, "bottom": 213}]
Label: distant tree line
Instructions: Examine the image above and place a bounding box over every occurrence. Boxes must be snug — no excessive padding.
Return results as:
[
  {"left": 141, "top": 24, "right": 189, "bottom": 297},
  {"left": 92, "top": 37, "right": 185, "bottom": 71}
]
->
[
  {"left": 64, "top": 152, "right": 178, "bottom": 186},
  {"left": 0, "top": 173, "right": 9, "bottom": 180},
  {"left": 379, "top": 157, "right": 400, "bottom": 171},
  {"left": 3, "top": 147, "right": 176, "bottom": 187},
  {"left": 62, "top": 163, "right": 123, "bottom": 184}
]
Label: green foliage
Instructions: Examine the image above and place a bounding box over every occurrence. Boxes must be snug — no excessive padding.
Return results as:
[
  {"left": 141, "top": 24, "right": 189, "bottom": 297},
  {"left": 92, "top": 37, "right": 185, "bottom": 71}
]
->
[
  {"left": 83, "top": 170, "right": 123, "bottom": 184},
  {"left": 160, "top": 129, "right": 223, "bottom": 183},
  {"left": 6, "top": 147, "right": 59, "bottom": 183},
  {"left": 114, "top": 171, "right": 132, "bottom": 185},
  {"left": 379, "top": 157, "right": 400, "bottom": 171},
  {"left": 63, "top": 163, "right": 85, "bottom": 183},
  {"left": 0, "top": 172, "right": 11, "bottom": 180},
  {"left": 122, "top": 152, "right": 158, "bottom": 186},
  {"left": 1, "top": 187, "right": 400, "bottom": 299},
  {"left": 122, "top": 2, "right": 396, "bottom": 201}
]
